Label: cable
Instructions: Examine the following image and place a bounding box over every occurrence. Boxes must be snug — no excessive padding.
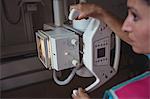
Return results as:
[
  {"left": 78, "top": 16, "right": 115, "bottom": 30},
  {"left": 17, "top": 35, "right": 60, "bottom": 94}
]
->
[
  {"left": 53, "top": 67, "right": 78, "bottom": 85},
  {"left": 1, "top": 0, "right": 22, "bottom": 24},
  {"left": 53, "top": 58, "right": 83, "bottom": 85}
]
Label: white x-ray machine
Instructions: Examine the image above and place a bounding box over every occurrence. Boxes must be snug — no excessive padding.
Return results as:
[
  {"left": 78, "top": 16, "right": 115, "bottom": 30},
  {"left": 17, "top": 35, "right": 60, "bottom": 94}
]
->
[{"left": 36, "top": 0, "right": 121, "bottom": 94}]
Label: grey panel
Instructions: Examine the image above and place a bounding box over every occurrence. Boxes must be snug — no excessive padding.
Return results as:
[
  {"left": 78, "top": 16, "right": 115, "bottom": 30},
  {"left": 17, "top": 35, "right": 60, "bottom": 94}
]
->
[
  {"left": 1, "top": 70, "right": 52, "bottom": 91},
  {"left": 1, "top": 57, "right": 45, "bottom": 79}
]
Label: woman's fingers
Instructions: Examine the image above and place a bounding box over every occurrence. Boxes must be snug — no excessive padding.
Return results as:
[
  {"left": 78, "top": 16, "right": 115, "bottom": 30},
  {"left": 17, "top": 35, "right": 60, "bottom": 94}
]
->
[
  {"left": 70, "top": 4, "right": 89, "bottom": 20},
  {"left": 77, "top": 13, "right": 88, "bottom": 20},
  {"left": 72, "top": 89, "right": 80, "bottom": 99},
  {"left": 70, "top": 4, "right": 80, "bottom": 11},
  {"left": 72, "top": 88, "right": 90, "bottom": 99},
  {"left": 70, "top": 3, "right": 103, "bottom": 20},
  {"left": 72, "top": 93, "right": 78, "bottom": 99},
  {"left": 78, "top": 87, "right": 85, "bottom": 93}
]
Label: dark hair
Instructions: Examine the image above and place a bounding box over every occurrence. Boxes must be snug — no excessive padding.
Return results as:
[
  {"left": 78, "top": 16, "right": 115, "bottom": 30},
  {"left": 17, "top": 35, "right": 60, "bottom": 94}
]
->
[{"left": 143, "top": 0, "right": 150, "bottom": 6}]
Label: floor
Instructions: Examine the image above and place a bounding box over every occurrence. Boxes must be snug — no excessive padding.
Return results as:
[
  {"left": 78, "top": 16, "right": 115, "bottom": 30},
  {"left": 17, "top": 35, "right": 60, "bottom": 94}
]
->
[{"left": 1, "top": 66, "right": 147, "bottom": 99}]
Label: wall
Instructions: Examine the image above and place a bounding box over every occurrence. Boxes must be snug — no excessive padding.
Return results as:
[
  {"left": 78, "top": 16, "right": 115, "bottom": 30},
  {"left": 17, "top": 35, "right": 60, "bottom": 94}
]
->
[
  {"left": 1, "top": 0, "right": 53, "bottom": 58},
  {"left": 88, "top": 0, "right": 127, "bottom": 20}
]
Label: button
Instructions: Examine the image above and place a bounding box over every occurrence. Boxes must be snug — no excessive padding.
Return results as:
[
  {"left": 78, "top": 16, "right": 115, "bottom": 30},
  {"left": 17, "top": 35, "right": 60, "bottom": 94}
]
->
[{"left": 65, "top": 52, "right": 69, "bottom": 55}]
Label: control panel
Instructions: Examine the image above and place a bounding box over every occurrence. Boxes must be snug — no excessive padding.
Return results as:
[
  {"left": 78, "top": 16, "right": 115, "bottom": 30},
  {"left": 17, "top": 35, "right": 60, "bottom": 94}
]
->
[{"left": 94, "top": 37, "right": 110, "bottom": 66}]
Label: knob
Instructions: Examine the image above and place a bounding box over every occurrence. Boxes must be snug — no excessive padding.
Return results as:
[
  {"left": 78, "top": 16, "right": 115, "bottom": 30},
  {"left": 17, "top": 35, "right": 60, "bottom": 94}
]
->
[
  {"left": 71, "top": 39, "right": 78, "bottom": 46},
  {"left": 72, "top": 59, "right": 79, "bottom": 66},
  {"left": 73, "top": 90, "right": 78, "bottom": 96}
]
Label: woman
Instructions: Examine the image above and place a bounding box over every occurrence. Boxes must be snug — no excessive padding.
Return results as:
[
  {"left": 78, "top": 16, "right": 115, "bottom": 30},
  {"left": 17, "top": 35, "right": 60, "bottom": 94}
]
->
[{"left": 70, "top": 0, "right": 150, "bottom": 99}]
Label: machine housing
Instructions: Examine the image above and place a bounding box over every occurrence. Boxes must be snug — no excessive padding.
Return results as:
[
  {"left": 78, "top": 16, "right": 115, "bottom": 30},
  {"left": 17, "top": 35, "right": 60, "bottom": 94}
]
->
[{"left": 36, "top": 28, "right": 79, "bottom": 71}]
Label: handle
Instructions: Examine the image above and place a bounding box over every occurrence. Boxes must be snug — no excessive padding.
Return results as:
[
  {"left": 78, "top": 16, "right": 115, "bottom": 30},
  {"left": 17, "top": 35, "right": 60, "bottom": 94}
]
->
[
  {"left": 113, "top": 35, "right": 121, "bottom": 71},
  {"left": 85, "top": 76, "right": 100, "bottom": 92},
  {"left": 69, "top": 9, "right": 80, "bottom": 20}
]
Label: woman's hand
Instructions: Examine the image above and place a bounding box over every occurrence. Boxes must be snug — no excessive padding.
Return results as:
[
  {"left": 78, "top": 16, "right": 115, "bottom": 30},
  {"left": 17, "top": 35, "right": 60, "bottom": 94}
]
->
[
  {"left": 70, "top": 3, "right": 103, "bottom": 20},
  {"left": 72, "top": 88, "right": 90, "bottom": 99}
]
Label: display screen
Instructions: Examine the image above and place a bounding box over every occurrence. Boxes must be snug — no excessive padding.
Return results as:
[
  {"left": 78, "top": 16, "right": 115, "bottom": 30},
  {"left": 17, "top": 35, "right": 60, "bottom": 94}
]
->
[
  {"left": 97, "top": 48, "right": 105, "bottom": 58},
  {"left": 37, "top": 36, "right": 46, "bottom": 63}
]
